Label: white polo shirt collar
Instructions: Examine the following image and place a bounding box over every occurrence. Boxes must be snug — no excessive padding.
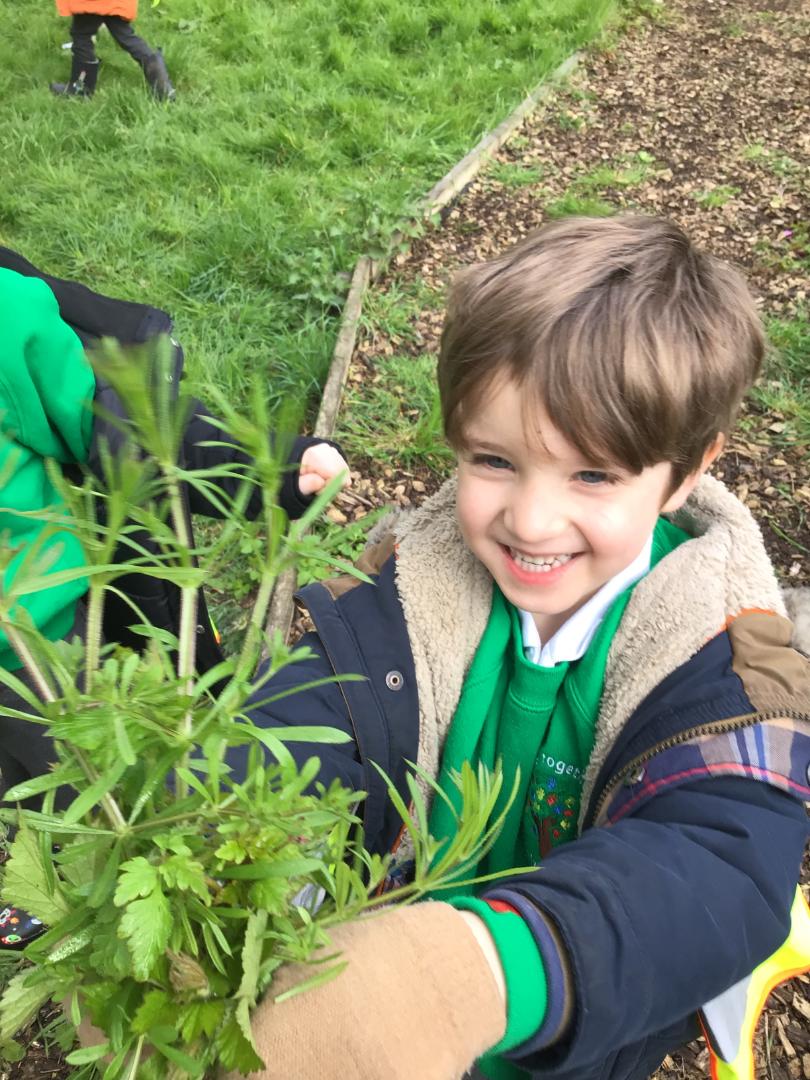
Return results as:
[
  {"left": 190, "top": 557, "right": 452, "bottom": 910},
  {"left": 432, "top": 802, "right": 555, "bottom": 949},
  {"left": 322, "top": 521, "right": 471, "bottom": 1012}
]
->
[{"left": 517, "top": 534, "right": 653, "bottom": 668}]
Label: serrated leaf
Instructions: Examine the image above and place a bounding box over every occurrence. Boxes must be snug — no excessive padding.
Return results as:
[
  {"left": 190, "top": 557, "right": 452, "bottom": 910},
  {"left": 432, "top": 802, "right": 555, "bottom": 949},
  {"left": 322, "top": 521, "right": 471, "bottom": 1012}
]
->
[
  {"left": 0, "top": 1038, "right": 25, "bottom": 1063},
  {"left": 158, "top": 856, "right": 210, "bottom": 902},
  {"left": 118, "top": 891, "right": 171, "bottom": 981},
  {"left": 131, "top": 989, "right": 171, "bottom": 1035},
  {"left": 114, "top": 856, "right": 159, "bottom": 905},
  {"left": 177, "top": 999, "right": 225, "bottom": 1043},
  {"left": 2, "top": 822, "right": 70, "bottom": 925},
  {"left": 237, "top": 910, "right": 267, "bottom": 1005},
  {"left": 213, "top": 839, "right": 246, "bottom": 863},
  {"left": 215, "top": 1010, "right": 264, "bottom": 1074},
  {"left": 0, "top": 969, "right": 52, "bottom": 1042}
]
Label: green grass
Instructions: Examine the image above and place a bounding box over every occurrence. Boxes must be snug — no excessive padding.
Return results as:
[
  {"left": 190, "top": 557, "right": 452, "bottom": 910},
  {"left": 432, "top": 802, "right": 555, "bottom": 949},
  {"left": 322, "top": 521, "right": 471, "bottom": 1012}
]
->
[
  {"left": 488, "top": 161, "right": 545, "bottom": 187},
  {"left": 1, "top": 0, "right": 616, "bottom": 418},
  {"left": 338, "top": 341, "right": 454, "bottom": 472},
  {"left": 693, "top": 184, "right": 741, "bottom": 209},
  {"left": 754, "top": 308, "right": 810, "bottom": 441},
  {"left": 546, "top": 192, "right": 615, "bottom": 218}
]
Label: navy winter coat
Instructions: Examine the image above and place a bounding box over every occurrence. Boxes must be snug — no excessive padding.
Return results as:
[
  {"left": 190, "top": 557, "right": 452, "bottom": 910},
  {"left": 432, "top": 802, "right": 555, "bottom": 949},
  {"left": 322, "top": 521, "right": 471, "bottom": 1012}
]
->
[{"left": 241, "top": 478, "right": 810, "bottom": 1079}]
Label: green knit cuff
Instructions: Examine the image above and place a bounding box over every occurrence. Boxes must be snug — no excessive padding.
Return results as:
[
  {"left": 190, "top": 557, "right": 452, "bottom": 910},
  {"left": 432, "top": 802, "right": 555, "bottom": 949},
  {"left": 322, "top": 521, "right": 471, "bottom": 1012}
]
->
[{"left": 449, "top": 896, "right": 547, "bottom": 1053}]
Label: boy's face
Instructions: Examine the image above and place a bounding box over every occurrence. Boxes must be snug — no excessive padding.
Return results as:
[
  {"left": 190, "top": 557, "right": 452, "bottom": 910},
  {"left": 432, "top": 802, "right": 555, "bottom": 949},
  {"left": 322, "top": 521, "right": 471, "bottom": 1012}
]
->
[{"left": 456, "top": 379, "right": 711, "bottom": 642}]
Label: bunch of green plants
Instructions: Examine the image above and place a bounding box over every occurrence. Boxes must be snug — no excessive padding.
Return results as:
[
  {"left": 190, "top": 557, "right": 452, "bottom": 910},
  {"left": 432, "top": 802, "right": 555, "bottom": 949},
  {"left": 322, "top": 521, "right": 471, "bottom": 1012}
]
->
[{"left": 0, "top": 338, "right": 514, "bottom": 1078}]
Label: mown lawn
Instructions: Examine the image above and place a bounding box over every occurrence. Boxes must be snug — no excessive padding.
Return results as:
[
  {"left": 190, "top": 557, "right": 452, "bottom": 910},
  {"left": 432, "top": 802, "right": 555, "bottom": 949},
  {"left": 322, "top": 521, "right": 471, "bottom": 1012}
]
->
[{"left": 1, "top": 0, "right": 615, "bottom": 418}]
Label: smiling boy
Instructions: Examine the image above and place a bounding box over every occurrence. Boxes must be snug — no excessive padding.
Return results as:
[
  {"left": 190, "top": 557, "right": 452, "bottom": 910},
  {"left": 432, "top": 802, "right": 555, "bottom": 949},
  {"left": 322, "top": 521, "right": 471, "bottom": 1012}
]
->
[{"left": 237, "top": 216, "right": 810, "bottom": 1080}]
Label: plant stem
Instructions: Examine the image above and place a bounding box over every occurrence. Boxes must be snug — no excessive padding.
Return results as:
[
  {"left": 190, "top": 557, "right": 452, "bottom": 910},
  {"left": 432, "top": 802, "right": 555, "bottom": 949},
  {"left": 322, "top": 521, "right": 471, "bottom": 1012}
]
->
[
  {"left": 83, "top": 580, "right": 105, "bottom": 693},
  {"left": 123, "top": 1035, "right": 145, "bottom": 1080},
  {"left": 2, "top": 621, "right": 57, "bottom": 704},
  {"left": 166, "top": 477, "right": 198, "bottom": 695},
  {"left": 165, "top": 473, "right": 198, "bottom": 800},
  {"left": 2, "top": 620, "right": 128, "bottom": 833},
  {"left": 236, "top": 566, "right": 275, "bottom": 679}
]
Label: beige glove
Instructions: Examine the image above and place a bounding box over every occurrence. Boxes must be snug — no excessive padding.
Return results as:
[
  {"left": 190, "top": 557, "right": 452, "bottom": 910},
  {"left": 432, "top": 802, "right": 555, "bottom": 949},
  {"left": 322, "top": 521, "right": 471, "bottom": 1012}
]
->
[{"left": 223, "top": 901, "right": 507, "bottom": 1080}]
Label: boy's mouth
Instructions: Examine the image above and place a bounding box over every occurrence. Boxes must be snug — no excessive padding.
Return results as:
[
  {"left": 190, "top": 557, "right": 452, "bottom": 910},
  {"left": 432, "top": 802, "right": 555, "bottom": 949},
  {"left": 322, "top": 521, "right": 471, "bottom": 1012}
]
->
[{"left": 509, "top": 548, "right": 575, "bottom": 573}]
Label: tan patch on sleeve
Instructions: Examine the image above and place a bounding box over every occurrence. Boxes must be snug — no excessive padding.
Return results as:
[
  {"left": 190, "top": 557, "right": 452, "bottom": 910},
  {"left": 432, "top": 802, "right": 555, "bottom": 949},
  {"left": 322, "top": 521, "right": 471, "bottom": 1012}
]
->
[
  {"left": 728, "top": 611, "right": 810, "bottom": 709},
  {"left": 320, "top": 533, "right": 397, "bottom": 600}
]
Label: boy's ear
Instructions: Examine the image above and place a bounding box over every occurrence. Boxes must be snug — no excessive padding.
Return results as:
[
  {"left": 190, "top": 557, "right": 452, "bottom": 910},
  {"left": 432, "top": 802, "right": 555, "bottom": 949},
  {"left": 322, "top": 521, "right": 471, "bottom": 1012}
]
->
[{"left": 661, "top": 433, "right": 725, "bottom": 513}]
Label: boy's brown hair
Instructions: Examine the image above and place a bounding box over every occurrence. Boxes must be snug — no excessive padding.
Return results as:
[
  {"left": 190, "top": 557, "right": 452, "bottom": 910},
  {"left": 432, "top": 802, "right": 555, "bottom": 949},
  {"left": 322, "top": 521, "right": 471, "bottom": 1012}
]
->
[{"left": 438, "top": 215, "right": 764, "bottom": 485}]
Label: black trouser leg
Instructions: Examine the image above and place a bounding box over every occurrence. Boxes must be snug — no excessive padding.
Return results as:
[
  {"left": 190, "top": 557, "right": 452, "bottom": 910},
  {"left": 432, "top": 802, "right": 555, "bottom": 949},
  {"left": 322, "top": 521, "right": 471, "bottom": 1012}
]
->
[
  {"left": 103, "top": 16, "right": 155, "bottom": 67},
  {"left": 70, "top": 14, "right": 103, "bottom": 65},
  {"left": 0, "top": 601, "right": 88, "bottom": 812}
]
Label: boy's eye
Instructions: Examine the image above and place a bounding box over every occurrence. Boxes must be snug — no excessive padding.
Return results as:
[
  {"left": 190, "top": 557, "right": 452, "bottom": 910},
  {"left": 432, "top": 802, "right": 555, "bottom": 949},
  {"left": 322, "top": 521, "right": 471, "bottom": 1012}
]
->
[
  {"left": 575, "top": 469, "right": 614, "bottom": 485},
  {"left": 472, "top": 453, "right": 513, "bottom": 471}
]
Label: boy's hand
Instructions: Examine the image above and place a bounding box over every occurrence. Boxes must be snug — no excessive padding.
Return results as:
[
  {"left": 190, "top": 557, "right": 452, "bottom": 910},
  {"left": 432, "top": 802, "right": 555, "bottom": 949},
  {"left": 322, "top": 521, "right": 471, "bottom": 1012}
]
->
[
  {"left": 297, "top": 442, "right": 350, "bottom": 497},
  {"left": 223, "top": 902, "right": 506, "bottom": 1080}
]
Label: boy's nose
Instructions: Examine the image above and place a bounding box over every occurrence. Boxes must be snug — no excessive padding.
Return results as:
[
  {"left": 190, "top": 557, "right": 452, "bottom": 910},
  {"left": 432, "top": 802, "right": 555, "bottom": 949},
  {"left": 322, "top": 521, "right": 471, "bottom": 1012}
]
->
[{"left": 504, "top": 490, "right": 567, "bottom": 545}]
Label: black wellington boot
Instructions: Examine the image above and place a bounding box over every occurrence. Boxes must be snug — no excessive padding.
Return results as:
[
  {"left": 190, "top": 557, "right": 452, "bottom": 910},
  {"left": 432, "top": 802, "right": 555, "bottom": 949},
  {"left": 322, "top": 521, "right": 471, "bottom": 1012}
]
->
[
  {"left": 142, "top": 48, "right": 176, "bottom": 101},
  {"left": 50, "top": 56, "right": 100, "bottom": 97}
]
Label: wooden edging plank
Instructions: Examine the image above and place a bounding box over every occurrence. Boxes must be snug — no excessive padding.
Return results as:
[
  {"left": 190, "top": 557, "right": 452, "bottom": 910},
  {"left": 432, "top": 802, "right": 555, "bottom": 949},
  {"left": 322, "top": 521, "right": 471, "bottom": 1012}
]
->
[
  {"left": 264, "top": 256, "right": 373, "bottom": 641},
  {"left": 265, "top": 52, "right": 581, "bottom": 638}
]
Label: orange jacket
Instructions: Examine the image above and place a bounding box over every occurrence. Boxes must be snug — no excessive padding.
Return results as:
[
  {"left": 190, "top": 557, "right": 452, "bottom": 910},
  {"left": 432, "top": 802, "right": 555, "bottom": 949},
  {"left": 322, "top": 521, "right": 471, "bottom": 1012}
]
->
[{"left": 56, "top": 0, "right": 137, "bottom": 18}]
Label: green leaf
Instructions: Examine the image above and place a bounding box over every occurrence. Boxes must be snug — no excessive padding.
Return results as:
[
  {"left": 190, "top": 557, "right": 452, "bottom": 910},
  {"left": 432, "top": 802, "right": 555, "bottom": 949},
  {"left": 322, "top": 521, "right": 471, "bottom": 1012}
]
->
[
  {"left": 2, "top": 822, "right": 70, "bottom": 925},
  {"left": 47, "top": 926, "right": 93, "bottom": 962},
  {"left": 0, "top": 969, "right": 52, "bottom": 1042},
  {"left": 215, "top": 1009, "right": 264, "bottom": 1074},
  {"left": 62, "top": 760, "right": 128, "bottom": 825},
  {"left": 114, "top": 856, "right": 159, "bottom": 905},
  {"left": 151, "top": 1036, "right": 207, "bottom": 1076},
  {"left": 112, "top": 715, "right": 137, "bottom": 766},
  {"left": 65, "top": 1043, "right": 112, "bottom": 1064},
  {"left": 2, "top": 765, "right": 84, "bottom": 802},
  {"left": 0, "top": 808, "right": 115, "bottom": 835},
  {"left": 273, "top": 959, "right": 347, "bottom": 1004},
  {"left": 235, "top": 996, "right": 260, "bottom": 1057},
  {"left": 0, "top": 1038, "right": 25, "bottom": 1063},
  {"left": 257, "top": 724, "right": 353, "bottom": 744},
  {"left": 118, "top": 891, "right": 172, "bottom": 981},
  {"left": 177, "top": 999, "right": 225, "bottom": 1043},
  {"left": 158, "top": 856, "right": 210, "bottom": 903},
  {"left": 131, "top": 990, "right": 171, "bottom": 1036},
  {"left": 237, "top": 910, "right": 267, "bottom": 1005},
  {"left": 172, "top": 766, "right": 210, "bottom": 801},
  {"left": 217, "top": 857, "right": 323, "bottom": 880},
  {"left": 88, "top": 842, "right": 123, "bottom": 908}
]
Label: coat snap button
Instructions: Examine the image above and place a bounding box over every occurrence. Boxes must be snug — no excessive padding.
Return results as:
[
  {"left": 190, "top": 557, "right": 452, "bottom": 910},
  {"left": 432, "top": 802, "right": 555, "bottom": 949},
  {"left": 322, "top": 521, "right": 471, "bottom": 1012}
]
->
[
  {"left": 624, "top": 766, "right": 645, "bottom": 786},
  {"left": 385, "top": 670, "right": 404, "bottom": 691}
]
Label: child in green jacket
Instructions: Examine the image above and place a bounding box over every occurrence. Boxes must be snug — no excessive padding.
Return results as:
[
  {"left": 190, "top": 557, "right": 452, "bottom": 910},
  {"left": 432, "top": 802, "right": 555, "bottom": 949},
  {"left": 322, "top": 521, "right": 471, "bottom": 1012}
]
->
[{"left": 0, "top": 265, "right": 348, "bottom": 814}]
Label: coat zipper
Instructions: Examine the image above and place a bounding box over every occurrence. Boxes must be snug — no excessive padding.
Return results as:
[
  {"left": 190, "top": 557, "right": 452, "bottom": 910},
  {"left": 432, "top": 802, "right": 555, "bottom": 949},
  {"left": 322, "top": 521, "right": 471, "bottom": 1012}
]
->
[{"left": 588, "top": 708, "right": 810, "bottom": 828}]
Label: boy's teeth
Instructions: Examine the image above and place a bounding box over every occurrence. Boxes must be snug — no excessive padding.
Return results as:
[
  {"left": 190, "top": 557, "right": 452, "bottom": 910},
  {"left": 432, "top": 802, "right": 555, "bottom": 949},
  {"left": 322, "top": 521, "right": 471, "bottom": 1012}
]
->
[{"left": 511, "top": 550, "right": 573, "bottom": 572}]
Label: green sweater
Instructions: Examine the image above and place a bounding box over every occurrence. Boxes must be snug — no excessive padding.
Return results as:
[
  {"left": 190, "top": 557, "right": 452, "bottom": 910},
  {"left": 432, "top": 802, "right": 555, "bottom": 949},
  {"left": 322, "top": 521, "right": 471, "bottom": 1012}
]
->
[
  {"left": 0, "top": 269, "right": 95, "bottom": 670},
  {"left": 429, "top": 517, "right": 689, "bottom": 1071}
]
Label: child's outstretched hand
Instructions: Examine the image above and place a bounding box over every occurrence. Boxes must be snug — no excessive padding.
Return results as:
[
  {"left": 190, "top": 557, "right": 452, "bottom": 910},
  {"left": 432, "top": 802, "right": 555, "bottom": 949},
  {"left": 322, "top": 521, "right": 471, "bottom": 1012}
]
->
[
  {"left": 297, "top": 442, "right": 350, "bottom": 497},
  {"left": 225, "top": 903, "right": 506, "bottom": 1080}
]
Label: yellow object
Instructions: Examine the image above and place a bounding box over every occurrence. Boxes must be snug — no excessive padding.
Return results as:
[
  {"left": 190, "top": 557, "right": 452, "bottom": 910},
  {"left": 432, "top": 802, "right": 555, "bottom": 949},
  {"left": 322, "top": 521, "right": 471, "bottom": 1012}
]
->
[{"left": 700, "top": 886, "right": 810, "bottom": 1080}]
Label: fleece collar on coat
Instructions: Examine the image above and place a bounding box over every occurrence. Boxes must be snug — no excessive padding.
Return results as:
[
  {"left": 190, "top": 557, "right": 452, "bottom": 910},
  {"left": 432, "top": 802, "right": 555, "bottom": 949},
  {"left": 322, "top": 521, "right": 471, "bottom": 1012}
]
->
[{"left": 385, "top": 474, "right": 790, "bottom": 815}]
